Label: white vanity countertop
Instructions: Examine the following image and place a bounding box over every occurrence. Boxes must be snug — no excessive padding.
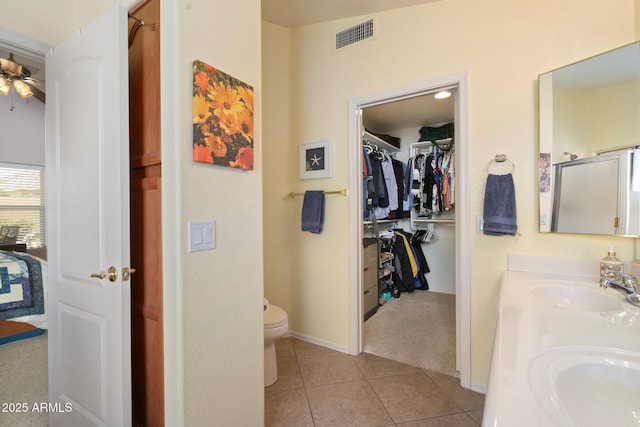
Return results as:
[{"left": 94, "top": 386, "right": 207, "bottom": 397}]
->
[{"left": 483, "top": 269, "right": 640, "bottom": 427}]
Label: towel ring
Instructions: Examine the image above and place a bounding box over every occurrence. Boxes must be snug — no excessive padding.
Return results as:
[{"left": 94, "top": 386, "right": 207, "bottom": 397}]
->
[{"left": 486, "top": 154, "right": 514, "bottom": 174}]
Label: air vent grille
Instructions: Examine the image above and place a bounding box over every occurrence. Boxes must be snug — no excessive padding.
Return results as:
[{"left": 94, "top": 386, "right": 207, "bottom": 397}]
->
[{"left": 336, "top": 19, "right": 374, "bottom": 49}]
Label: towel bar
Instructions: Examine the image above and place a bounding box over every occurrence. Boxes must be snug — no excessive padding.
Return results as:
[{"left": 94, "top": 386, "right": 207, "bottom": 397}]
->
[
  {"left": 288, "top": 189, "right": 348, "bottom": 198},
  {"left": 487, "top": 154, "right": 514, "bottom": 173}
]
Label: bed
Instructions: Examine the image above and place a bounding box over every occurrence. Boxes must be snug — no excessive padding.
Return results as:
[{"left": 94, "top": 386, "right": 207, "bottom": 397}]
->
[{"left": 0, "top": 249, "right": 47, "bottom": 345}]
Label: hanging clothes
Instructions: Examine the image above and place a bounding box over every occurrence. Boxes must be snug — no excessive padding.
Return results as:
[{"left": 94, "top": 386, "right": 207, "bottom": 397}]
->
[
  {"left": 410, "top": 232, "right": 430, "bottom": 290},
  {"left": 374, "top": 153, "right": 398, "bottom": 219},
  {"left": 382, "top": 155, "right": 398, "bottom": 212},
  {"left": 403, "top": 157, "right": 414, "bottom": 212},
  {"left": 363, "top": 141, "right": 405, "bottom": 221},
  {"left": 388, "top": 158, "right": 408, "bottom": 219},
  {"left": 392, "top": 229, "right": 430, "bottom": 293},
  {"left": 370, "top": 154, "right": 388, "bottom": 208},
  {"left": 363, "top": 146, "right": 375, "bottom": 220},
  {"left": 408, "top": 137, "right": 455, "bottom": 218},
  {"left": 392, "top": 231, "right": 416, "bottom": 293},
  {"left": 408, "top": 154, "right": 426, "bottom": 216}
]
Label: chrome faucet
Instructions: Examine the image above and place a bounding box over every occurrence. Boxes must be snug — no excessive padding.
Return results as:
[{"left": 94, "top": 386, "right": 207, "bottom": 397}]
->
[{"left": 600, "top": 274, "right": 640, "bottom": 307}]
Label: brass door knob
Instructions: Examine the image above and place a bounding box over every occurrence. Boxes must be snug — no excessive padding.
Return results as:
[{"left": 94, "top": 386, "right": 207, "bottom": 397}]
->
[{"left": 90, "top": 266, "right": 118, "bottom": 282}]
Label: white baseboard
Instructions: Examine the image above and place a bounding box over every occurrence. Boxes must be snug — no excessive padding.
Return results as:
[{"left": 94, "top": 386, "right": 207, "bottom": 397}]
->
[
  {"left": 287, "top": 331, "right": 350, "bottom": 354},
  {"left": 470, "top": 383, "right": 487, "bottom": 395}
]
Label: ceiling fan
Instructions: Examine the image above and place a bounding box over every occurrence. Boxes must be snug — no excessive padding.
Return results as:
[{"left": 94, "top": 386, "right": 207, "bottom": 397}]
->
[{"left": 0, "top": 52, "right": 45, "bottom": 104}]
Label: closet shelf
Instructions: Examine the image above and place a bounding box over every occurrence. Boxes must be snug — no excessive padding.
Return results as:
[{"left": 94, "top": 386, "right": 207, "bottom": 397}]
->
[
  {"left": 413, "top": 218, "right": 455, "bottom": 224},
  {"left": 363, "top": 130, "right": 401, "bottom": 153},
  {"left": 380, "top": 252, "right": 394, "bottom": 264},
  {"left": 414, "top": 138, "right": 452, "bottom": 146},
  {"left": 379, "top": 266, "right": 393, "bottom": 279},
  {"left": 364, "top": 219, "right": 397, "bottom": 226},
  {"left": 411, "top": 139, "right": 453, "bottom": 155}
]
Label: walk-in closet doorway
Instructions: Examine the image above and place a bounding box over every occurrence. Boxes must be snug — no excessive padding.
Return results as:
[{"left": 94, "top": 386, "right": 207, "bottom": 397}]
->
[{"left": 347, "top": 72, "right": 472, "bottom": 389}]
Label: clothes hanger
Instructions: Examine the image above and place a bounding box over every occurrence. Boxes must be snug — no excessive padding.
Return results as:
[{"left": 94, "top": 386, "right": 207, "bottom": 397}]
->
[{"left": 363, "top": 143, "right": 374, "bottom": 154}]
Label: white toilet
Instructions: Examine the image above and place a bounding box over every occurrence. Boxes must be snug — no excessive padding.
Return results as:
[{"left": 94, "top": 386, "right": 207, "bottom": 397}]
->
[{"left": 263, "top": 298, "right": 288, "bottom": 387}]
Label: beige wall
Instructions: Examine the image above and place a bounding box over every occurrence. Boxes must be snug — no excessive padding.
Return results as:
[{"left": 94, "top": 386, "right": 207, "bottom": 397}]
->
[
  {"left": 262, "top": 22, "right": 296, "bottom": 310},
  {"left": 589, "top": 81, "right": 640, "bottom": 153},
  {"left": 0, "top": 0, "right": 74, "bottom": 45},
  {"left": 553, "top": 81, "right": 640, "bottom": 159},
  {"left": 176, "top": 0, "right": 264, "bottom": 426},
  {"left": 0, "top": 0, "right": 265, "bottom": 425},
  {"left": 0, "top": 0, "right": 139, "bottom": 46},
  {"left": 262, "top": 0, "right": 637, "bottom": 389},
  {"left": 553, "top": 89, "right": 592, "bottom": 160},
  {"left": 637, "top": 0, "right": 640, "bottom": 38}
]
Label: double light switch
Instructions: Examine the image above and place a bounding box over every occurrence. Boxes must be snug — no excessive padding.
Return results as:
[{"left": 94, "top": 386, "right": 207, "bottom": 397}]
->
[{"left": 188, "top": 220, "right": 216, "bottom": 252}]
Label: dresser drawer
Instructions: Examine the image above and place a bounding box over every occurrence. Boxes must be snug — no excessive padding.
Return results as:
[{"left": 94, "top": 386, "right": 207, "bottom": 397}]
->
[
  {"left": 363, "top": 240, "right": 378, "bottom": 267},
  {"left": 363, "top": 265, "right": 377, "bottom": 288},
  {"left": 363, "top": 283, "right": 379, "bottom": 314}
]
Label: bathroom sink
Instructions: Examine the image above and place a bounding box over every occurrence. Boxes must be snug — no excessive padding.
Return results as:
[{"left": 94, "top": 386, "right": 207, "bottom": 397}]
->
[
  {"left": 529, "top": 346, "right": 640, "bottom": 427},
  {"left": 530, "top": 282, "right": 622, "bottom": 312}
]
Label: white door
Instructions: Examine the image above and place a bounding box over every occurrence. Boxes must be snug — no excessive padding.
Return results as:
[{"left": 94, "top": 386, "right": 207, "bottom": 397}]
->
[{"left": 45, "top": 6, "right": 131, "bottom": 426}]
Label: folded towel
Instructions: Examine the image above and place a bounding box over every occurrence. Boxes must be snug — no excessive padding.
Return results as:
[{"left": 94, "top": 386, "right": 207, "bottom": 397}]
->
[
  {"left": 483, "top": 173, "right": 517, "bottom": 236},
  {"left": 301, "top": 190, "right": 325, "bottom": 234}
]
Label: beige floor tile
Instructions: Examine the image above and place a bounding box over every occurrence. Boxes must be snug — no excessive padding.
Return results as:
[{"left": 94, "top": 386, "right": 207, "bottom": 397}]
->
[
  {"left": 275, "top": 337, "right": 296, "bottom": 357},
  {"left": 306, "top": 380, "right": 394, "bottom": 427},
  {"left": 369, "top": 372, "right": 463, "bottom": 424},
  {"left": 298, "top": 351, "right": 364, "bottom": 387},
  {"left": 356, "top": 352, "right": 422, "bottom": 379},
  {"left": 422, "top": 370, "right": 485, "bottom": 412},
  {"left": 466, "top": 408, "right": 483, "bottom": 425},
  {"left": 266, "top": 355, "right": 304, "bottom": 391},
  {"left": 270, "top": 332, "right": 479, "bottom": 426},
  {"left": 292, "top": 338, "right": 334, "bottom": 358},
  {"left": 265, "top": 388, "right": 314, "bottom": 427},
  {"left": 396, "top": 412, "right": 479, "bottom": 427}
]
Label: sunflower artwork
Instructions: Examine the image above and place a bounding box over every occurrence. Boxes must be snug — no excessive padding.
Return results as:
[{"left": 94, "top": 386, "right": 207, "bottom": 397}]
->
[{"left": 192, "top": 60, "right": 254, "bottom": 170}]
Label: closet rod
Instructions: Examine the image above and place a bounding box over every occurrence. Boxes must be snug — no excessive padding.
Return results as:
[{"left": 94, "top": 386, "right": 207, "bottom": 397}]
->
[{"left": 288, "top": 189, "right": 348, "bottom": 198}]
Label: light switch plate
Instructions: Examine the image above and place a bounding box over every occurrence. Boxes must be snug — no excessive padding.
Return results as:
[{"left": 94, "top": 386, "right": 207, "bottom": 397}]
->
[{"left": 188, "top": 220, "right": 216, "bottom": 252}]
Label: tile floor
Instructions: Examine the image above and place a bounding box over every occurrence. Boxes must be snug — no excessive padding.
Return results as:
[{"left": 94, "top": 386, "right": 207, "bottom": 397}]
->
[{"left": 265, "top": 337, "right": 484, "bottom": 427}]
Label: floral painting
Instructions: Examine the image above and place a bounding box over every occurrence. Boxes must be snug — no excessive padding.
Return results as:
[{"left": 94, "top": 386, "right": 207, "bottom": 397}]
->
[{"left": 192, "top": 60, "right": 254, "bottom": 170}]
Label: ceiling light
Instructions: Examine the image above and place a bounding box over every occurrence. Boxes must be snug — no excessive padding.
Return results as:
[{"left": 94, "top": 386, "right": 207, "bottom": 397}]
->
[
  {"left": 0, "top": 58, "right": 22, "bottom": 77},
  {"left": 434, "top": 90, "right": 452, "bottom": 99},
  {"left": 0, "top": 76, "right": 9, "bottom": 96},
  {"left": 12, "top": 79, "right": 33, "bottom": 98}
]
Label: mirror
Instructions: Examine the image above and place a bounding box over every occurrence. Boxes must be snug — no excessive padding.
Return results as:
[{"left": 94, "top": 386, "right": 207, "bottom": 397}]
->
[{"left": 539, "top": 42, "right": 640, "bottom": 236}]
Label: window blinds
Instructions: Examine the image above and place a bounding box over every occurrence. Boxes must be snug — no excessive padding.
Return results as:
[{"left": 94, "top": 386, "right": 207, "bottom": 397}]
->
[{"left": 0, "top": 163, "right": 45, "bottom": 248}]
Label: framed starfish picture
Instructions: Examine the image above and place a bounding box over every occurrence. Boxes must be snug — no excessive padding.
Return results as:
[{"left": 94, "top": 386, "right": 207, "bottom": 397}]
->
[{"left": 299, "top": 139, "right": 332, "bottom": 179}]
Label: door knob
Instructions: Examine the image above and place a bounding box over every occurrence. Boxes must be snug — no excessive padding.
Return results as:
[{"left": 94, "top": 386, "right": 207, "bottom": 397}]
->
[{"left": 90, "top": 266, "right": 118, "bottom": 282}]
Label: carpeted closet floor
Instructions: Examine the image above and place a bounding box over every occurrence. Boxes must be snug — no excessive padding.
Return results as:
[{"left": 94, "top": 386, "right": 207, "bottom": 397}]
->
[{"left": 363, "top": 290, "right": 457, "bottom": 376}]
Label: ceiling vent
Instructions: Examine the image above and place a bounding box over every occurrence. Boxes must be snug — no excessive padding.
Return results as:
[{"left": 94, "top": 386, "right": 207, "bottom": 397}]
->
[{"left": 335, "top": 19, "right": 374, "bottom": 50}]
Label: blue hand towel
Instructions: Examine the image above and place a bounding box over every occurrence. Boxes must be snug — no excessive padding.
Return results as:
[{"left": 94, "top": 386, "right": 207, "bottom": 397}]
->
[
  {"left": 483, "top": 173, "right": 517, "bottom": 236},
  {"left": 301, "top": 190, "right": 325, "bottom": 234}
]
